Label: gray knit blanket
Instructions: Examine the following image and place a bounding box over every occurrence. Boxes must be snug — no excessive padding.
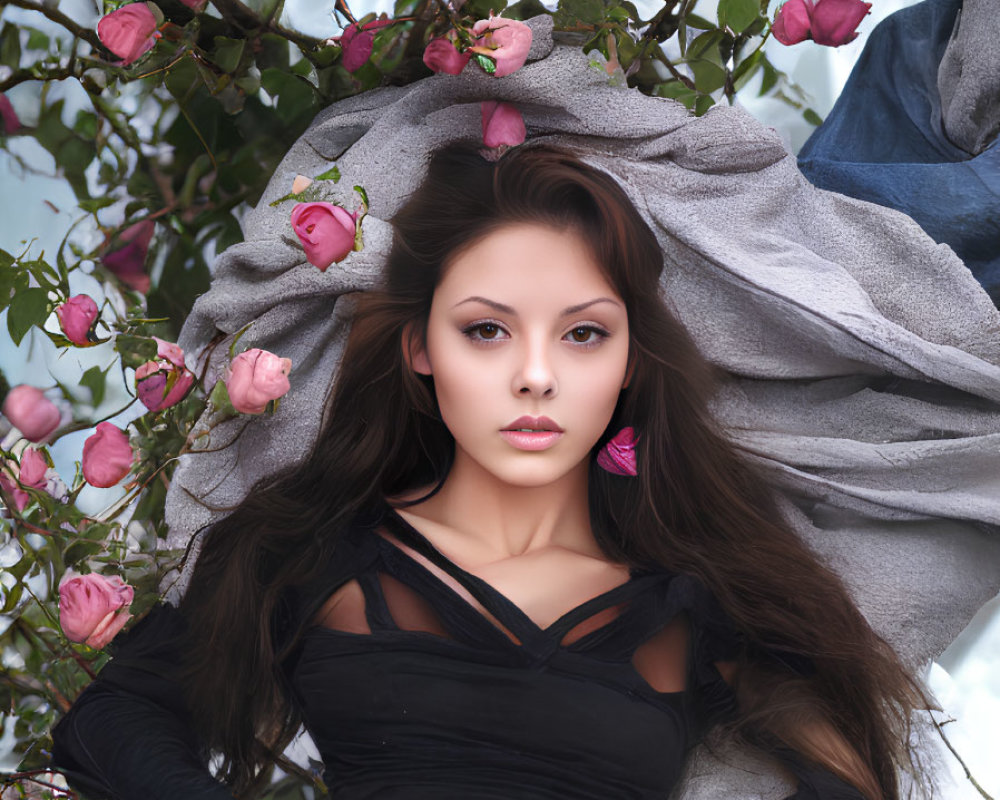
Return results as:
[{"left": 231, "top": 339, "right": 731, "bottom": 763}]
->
[{"left": 163, "top": 15, "right": 1000, "bottom": 796}]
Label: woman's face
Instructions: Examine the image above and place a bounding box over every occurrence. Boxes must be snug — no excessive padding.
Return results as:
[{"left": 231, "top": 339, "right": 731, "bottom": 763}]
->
[{"left": 409, "top": 222, "right": 631, "bottom": 490}]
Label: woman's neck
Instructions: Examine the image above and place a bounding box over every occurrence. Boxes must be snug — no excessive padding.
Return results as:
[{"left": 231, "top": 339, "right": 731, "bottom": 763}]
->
[{"left": 393, "top": 453, "right": 600, "bottom": 562}]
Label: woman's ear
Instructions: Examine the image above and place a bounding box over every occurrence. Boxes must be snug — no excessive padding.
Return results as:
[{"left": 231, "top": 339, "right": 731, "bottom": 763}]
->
[{"left": 403, "top": 323, "right": 432, "bottom": 376}]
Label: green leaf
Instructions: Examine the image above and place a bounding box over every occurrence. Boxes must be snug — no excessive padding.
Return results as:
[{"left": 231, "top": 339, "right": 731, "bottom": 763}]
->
[
  {"left": 554, "top": 0, "right": 604, "bottom": 26},
  {"left": 212, "top": 36, "right": 246, "bottom": 73},
  {"left": 759, "top": 58, "right": 778, "bottom": 95},
  {"left": 25, "top": 27, "right": 49, "bottom": 50},
  {"left": 654, "top": 81, "right": 697, "bottom": 108},
  {"left": 684, "top": 13, "right": 717, "bottom": 30},
  {"left": 0, "top": 23, "right": 21, "bottom": 69},
  {"left": 686, "top": 30, "right": 724, "bottom": 61},
  {"left": 114, "top": 335, "right": 158, "bottom": 370},
  {"left": 717, "top": 0, "right": 760, "bottom": 34},
  {"left": 80, "top": 364, "right": 110, "bottom": 408},
  {"left": 687, "top": 58, "right": 727, "bottom": 93},
  {"left": 694, "top": 94, "right": 715, "bottom": 115},
  {"left": 6, "top": 287, "right": 50, "bottom": 346},
  {"left": 315, "top": 166, "right": 341, "bottom": 182},
  {"left": 732, "top": 49, "right": 762, "bottom": 92},
  {"left": 208, "top": 376, "right": 236, "bottom": 416},
  {"left": 803, "top": 107, "right": 823, "bottom": 126},
  {"left": 34, "top": 100, "right": 72, "bottom": 159},
  {"left": 79, "top": 197, "right": 116, "bottom": 213},
  {"left": 473, "top": 53, "right": 496, "bottom": 74}
]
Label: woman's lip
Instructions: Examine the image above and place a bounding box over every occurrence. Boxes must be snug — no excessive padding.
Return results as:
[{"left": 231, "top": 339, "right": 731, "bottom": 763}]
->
[
  {"left": 500, "top": 430, "right": 563, "bottom": 451},
  {"left": 503, "top": 415, "right": 564, "bottom": 432}
]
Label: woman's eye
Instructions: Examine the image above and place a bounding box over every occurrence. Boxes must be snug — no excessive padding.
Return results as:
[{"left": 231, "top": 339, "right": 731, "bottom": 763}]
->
[
  {"left": 565, "top": 326, "right": 608, "bottom": 345},
  {"left": 463, "top": 322, "right": 508, "bottom": 342}
]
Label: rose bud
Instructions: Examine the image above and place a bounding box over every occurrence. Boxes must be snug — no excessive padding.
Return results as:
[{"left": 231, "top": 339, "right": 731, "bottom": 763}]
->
[
  {"left": 809, "top": 0, "right": 871, "bottom": 46},
  {"left": 0, "top": 94, "right": 20, "bottom": 135},
  {"left": 771, "top": 0, "right": 811, "bottom": 44},
  {"left": 290, "top": 202, "right": 357, "bottom": 271},
  {"left": 481, "top": 101, "right": 526, "bottom": 148},
  {"left": 59, "top": 572, "right": 134, "bottom": 649},
  {"left": 292, "top": 174, "right": 314, "bottom": 194},
  {"left": 0, "top": 447, "right": 51, "bottom": 512},
  {"left": 81, "top": 422, "right": 134, "bottom": 488},
  {"left": 0, "top": 465, "right": 29, "bottom": 513},
  {"left": 772, "top": 0, "right": 870, "bottom": 47},
  {"left": 225, "top": 348, "right": 292, "bottom": 415},
  {"left": 102, "top": 219, "right": 155, "bottom": 293},
  {"left": 468, "top": 15, "right": 532, "bottom": 77},
  {"left": 2, "top": 385, "right": 61, "bottom": 442},
  {"left": 136, "top": 362, "right": 195, "bottom": 411},
  {"left": 423, "top": 35, "right": 472, "bottom": 75},
  {"left": 336, "top": 18, "right": 395, "bottom": 73},
  {"left": 97, "top": 4, "right": 161, "bottom": 66},
  {"left": 56, "top": 294, "right": 100, "bottom": 346}
]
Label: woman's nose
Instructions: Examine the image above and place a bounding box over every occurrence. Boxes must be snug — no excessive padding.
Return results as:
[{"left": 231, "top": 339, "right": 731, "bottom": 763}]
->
[{"left": 512, "top": 339, "right": 557, "bottom": 397}]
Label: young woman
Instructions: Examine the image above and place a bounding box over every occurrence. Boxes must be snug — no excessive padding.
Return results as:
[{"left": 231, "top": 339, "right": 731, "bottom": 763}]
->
[{"left": 50, "top": 141, "right": 927, "bottom": 800}]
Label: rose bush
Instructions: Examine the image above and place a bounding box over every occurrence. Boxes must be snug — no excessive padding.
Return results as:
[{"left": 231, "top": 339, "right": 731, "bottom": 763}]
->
[
  {"left": 225, "top": 348, "right": 292, "bottom": 414},
  {"left": 290, "top": 202, "right": 357, "bottom": 270},
  {"left": 59, "top": 573, "right": 134, "bottom": 649},
  {"left": 81, "top": 422, "right": 134, "bottom": 488},
  {"left": 2, "top": 385, "right": 61, "bottom": 442},
  {"left": 336, "top": 18, "right": 395, "bottom": 73}
]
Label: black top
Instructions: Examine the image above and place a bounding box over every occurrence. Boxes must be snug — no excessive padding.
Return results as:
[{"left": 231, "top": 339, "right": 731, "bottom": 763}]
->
[{"left": 49, "top": 504, "right": 867, "bottom": 799}]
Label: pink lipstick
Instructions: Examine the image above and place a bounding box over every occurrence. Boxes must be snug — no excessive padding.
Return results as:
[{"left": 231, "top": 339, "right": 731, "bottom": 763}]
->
[{"left": 500, "top": 416, "right": 564, "bottom": 451}]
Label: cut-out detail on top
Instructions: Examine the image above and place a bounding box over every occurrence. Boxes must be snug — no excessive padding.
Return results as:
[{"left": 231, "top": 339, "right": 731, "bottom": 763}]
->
[
  {"left": 378, "top": 506, "right": 642, "bottom": 644},
  {"left": 631, "top": 612, "right": 691, "bottom": 694}
]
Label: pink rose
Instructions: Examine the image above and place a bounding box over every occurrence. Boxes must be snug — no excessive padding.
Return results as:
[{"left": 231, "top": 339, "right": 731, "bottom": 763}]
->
[
  {"left": 97, "top": 3, "right": 161, "bottom": 66},
  {"left": 0, "top": 94, "right": 20, "bottom": 135},
  {"left": 772, "top": 0, "right": 871, "bottom": 47},
  {"left": 59, "top": 573, "right": 134, "bottom": 649},
  {"left": 481, "top": 101, "right": 526, "bottom": 148},
  {"left": 2, "top": 385, "right": 61, "bottom": 442},
  {"left": 290, "top": 202, "right": 357, "bottom": 271},
  {"left": 0, "top": 464, "right": 27, "bottom": 513},
  {"left": 423, "top": 35, "right": 472, "bottom": 75},
  {"left": 469, "top": 15, "right": 532, "bottom": 77},
  {"left": 18, "top": 447, "right": 48, "bottom": 488},
  {"left": 225, "top": 348, "right": 292, "bottom": 414},
  {"left": 56, "top": 294, "right": 100, "bottom": 346},
  {"left": 337, "top": 18, "right": 395, "bottom": 73},
  {"left": 82, "top": 422, "right": 134, "bottom": 488},
  {"left": 136, "top": 361, "right": 195, "bottom": 411},
  {"left": 0, "top": 447, "right": 50, "bottom": 512},
  {"left": 102, "top": 219, "right": 155, "bottom": 293}
]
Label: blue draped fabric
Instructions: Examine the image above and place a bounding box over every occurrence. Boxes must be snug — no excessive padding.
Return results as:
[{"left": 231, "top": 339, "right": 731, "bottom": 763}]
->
[{"left": 797, "top": 0, "right": 1000, "bottom": 305}]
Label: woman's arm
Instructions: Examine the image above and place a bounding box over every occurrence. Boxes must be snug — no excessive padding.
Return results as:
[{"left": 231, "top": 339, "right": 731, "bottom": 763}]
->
[{"left": 49, "top": 603, "right": 234, "bottom": 800}]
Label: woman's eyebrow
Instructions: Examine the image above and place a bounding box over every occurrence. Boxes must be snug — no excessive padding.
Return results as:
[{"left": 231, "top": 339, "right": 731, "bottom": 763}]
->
[{"left": 451, "top": 296, "right": 622, "bottom": 315}]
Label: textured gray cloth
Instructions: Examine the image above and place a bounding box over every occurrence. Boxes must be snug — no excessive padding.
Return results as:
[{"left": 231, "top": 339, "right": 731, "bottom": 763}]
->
[
  {"left": 937, "top": 0, "right": 1000, "bottom": 154},
  {"left": 162, "top": 15, "right": 1000, "bottom": 796}
]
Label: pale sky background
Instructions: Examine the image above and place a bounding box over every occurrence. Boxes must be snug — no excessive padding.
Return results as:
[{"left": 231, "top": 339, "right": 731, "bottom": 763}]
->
[{"left": 0, "top": 0, "right": 998, "bottom": 796}]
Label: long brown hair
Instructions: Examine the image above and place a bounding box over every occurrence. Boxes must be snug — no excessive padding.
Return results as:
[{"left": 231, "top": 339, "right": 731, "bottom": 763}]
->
[{"left": 177, "top": 141, "right": 926, "bottom": 798}]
